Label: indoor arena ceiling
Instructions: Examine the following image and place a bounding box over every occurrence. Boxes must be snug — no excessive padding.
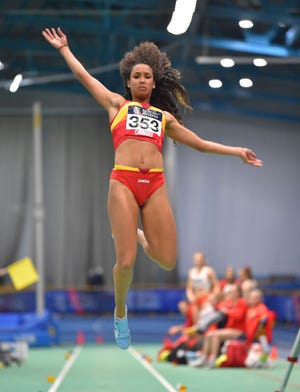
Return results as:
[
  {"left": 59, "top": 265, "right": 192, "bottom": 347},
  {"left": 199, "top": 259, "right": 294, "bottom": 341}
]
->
[{"left": 0, "top": 0, "right": 300, "bottom": 123}]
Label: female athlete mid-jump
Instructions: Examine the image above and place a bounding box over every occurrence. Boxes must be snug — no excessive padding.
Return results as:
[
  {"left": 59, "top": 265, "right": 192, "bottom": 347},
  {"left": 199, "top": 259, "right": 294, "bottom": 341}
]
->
[{"left": 42, "top": 27, "right": 263, "bottom": 350}]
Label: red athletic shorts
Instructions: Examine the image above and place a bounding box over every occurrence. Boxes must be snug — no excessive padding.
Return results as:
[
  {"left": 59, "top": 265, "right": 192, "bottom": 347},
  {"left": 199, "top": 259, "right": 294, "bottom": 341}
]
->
[{"left": 110, "top": 165, "right": 165, "bottom": 206}]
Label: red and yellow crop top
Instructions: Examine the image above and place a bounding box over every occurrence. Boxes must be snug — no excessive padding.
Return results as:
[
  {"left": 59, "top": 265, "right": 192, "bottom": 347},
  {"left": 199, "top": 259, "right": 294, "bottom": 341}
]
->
[{"left": 110, "top": 100, "right": 166, "bottom": 153}]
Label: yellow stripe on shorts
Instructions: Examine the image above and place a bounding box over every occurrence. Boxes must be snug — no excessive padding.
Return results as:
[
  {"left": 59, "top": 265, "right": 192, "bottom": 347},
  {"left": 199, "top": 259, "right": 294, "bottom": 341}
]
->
[{"left": 113, "top": 164, "right": 163, "bottom": 173}]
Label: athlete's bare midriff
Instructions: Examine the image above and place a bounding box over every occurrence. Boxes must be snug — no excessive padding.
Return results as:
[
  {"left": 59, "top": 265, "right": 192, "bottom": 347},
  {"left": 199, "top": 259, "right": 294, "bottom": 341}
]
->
[{"left": 114, "top": 139, "right": 164, "bottom": 169}]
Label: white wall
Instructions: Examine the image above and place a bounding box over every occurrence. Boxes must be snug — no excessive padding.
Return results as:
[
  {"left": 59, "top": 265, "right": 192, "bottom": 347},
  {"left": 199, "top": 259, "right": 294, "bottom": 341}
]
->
[{"left": 175, "top": 109, "right": 300, "bottom": 279}]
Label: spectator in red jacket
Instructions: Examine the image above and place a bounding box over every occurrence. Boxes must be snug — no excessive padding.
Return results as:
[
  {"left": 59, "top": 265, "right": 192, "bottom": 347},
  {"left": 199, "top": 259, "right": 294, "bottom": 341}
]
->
[
  {"left": 188, "top": 284, "right": 247, "bottom": 367},
  {"left": 245, "top": 288, "right": 275, "bottom": 347}
]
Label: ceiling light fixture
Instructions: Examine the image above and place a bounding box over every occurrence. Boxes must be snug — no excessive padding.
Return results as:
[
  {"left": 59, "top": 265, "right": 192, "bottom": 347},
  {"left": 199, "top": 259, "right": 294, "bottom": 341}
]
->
[
  {"left": 220, "top": 58, "right": 235, "bottom": 68},
  {"left": 209, "top": 79, "right": 223, "bottom": 88},
  {"left": 167, "top": 0, "right": 197, "bottom": 35},
  {"left": 239, "top": 19, "right": 254, "bottom": 29},
  {"left": 9, "top": 73, "right": 23, "bottom": 93},
  {"left": 239, "top": 78, "right": 253, "bottom": 88},
  {"left": 253, "top": 58, "right": 267, "bottom": 67}
]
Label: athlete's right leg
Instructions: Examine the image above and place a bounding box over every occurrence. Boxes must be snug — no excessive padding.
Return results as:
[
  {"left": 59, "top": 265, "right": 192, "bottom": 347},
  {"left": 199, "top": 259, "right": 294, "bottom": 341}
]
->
[
  {"left": 108, "top": 179, "right": 140, "bottom": 349},
  {"left": 108, "top": 179, "right": 140, "bottom": 319}
]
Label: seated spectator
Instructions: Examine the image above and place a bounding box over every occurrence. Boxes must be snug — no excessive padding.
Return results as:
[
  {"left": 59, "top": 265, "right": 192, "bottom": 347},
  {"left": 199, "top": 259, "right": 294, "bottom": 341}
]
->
[
  {"left": 185, "top": 294, "right": 226, "bottom": 336},
  {"left": 168, "top": 300, "right": 194, "bottom": 336},
  {"left": 238, "top": 266, "right": 258, "bottom": 297},
  {"left": 187, "top": 284, "right": 247, "bottom": 367},
  {"left": 219, "top": 266, "right": 239, "bottom": 299},
  {"left": 157, "top": 299, "right": 203, "bottom": 364},
  {"left": 157, "top": 297, "right": 218, "bottom": 364},
  {"left": 245, "top": 288, "right": 275, "bottom": 349}
]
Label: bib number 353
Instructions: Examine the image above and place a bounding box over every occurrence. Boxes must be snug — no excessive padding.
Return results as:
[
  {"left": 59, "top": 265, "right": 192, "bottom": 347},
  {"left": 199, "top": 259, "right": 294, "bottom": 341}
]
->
[{"left": 126, "top": 106, "right": 162, "bottom": 137}]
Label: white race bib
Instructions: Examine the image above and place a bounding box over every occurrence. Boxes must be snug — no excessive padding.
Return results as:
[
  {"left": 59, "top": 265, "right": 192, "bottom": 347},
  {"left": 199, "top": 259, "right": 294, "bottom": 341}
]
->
[{"left": 126, "top": 105, "right": 162, "bottom": 138}]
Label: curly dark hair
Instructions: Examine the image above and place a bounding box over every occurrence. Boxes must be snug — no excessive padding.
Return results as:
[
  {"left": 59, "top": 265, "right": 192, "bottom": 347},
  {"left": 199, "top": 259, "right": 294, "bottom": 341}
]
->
[{"left": 119, "top": 41, "right": 191, "bottom": 124}]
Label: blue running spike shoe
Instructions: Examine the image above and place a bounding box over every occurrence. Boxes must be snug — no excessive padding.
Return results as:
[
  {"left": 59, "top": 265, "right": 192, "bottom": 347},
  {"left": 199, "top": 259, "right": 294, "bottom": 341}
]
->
[{"left": 114, "top": 306, "right": 131, "bottom": 349}]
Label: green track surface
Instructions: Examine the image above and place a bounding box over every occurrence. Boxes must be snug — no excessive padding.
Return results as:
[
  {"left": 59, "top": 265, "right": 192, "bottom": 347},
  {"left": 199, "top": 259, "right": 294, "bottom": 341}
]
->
[{"left": 0, "top": 344, "right": 299, "bottom": 392}]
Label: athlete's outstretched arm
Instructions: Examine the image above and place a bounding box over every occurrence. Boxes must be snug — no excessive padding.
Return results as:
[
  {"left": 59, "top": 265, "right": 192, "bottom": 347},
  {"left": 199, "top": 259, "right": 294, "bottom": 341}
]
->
[
  {"left": 165, "top": 112, "right": 263, "bottom": 167},
  {"left": 42, "top": 27, "right": 123, "bottom": 113}
]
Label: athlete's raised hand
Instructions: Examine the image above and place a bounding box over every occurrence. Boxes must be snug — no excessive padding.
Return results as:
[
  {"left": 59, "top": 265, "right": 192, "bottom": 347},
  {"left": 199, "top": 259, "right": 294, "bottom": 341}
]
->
[
  {"left": 240, "top": 148, "right": 263, "bottom": 167},
  {"left": 42, "top": 27, "right": 68, "bottom": 51}
]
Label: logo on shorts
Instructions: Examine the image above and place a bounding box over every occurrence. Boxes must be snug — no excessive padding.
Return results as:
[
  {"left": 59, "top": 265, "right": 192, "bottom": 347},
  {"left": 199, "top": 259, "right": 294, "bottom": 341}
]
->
[{"left": 137, "top": 179, "right": 150, "bottom": 184}]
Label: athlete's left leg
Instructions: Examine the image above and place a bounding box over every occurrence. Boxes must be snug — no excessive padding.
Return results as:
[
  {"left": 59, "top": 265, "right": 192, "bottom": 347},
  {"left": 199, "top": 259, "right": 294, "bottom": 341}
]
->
[{"left": 139, "top": 184, "right": 177, "bottom": 270}]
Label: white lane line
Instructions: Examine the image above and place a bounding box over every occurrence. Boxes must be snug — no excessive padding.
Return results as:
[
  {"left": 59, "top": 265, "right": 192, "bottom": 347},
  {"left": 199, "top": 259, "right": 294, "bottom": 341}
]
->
[
  {"left": 48, "top": 345, "right": 82, "bottom": 392},
  {"left": 128, "top": 346, "right": 178, "bottom": 392}
]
